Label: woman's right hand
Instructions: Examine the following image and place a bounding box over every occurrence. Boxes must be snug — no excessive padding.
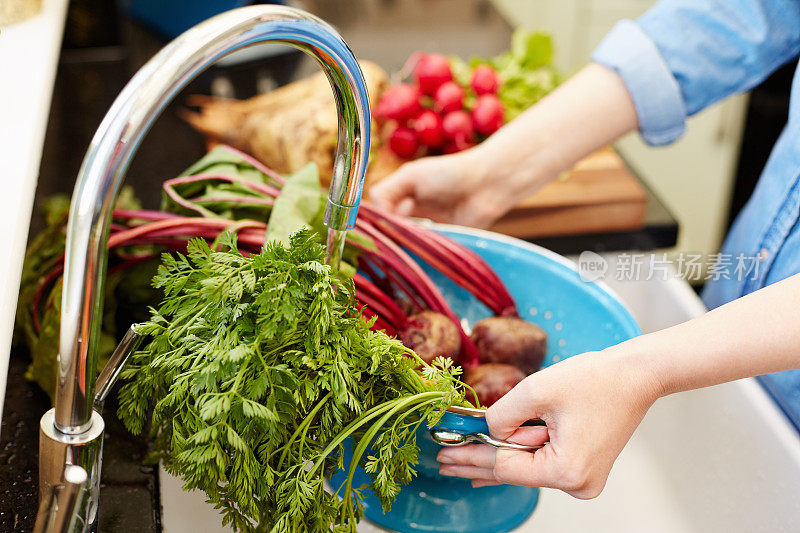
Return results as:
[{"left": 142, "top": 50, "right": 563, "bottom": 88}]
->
[{"left": 369, "top": 147, "right": 534, "bottom": 228}]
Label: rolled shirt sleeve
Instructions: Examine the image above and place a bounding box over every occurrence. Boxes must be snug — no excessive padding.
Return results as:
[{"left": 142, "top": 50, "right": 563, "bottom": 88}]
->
[
  {"left": 592, "top": 20, "right": 686, "bottom": 146},
  {"left": 592, "top": 0, "right": 800, "bottom": 146}
]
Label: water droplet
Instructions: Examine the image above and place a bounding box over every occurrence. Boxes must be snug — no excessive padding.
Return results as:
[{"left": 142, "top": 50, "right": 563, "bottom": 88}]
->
[
  {"left": 552, "top": 355, "right": 560, "bottom": 362},
  {"left": 555, "top": 322, "right": 563, "bottom": 331},
  {"left": 558, "top": 339, "right": 566, "bottom": 347},
  {"left": 529, "top": 307, "right": 538, "bottom": 316},
  {"left": 544, "top": 311, "right": 553, "bottom": 320}
]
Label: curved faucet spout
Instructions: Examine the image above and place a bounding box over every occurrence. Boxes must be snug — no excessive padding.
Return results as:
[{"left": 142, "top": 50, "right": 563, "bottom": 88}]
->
[{"left": 56, "top": 5, "right": 371, "bottom": 434}]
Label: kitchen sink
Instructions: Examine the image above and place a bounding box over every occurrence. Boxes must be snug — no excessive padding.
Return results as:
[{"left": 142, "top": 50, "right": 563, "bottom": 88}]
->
[
  {"left": 4, "top": 2, "right": 799, "bottom": 532},
  {"left": 158, "top": 257, "right": 800, "bottom": 533}
]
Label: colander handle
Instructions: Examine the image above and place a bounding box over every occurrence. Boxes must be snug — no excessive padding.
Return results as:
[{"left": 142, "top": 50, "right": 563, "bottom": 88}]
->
[
  {"left": 473, "top": 432, "right": 546, "bottom": 451},
  {"left": 431, "top": 429, "right": 546, "bottom": 451}
]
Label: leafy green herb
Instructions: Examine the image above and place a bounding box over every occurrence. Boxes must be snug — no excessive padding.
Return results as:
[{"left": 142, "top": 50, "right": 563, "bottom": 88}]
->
[{"left": 118, "top": 230, "right": 467, "bottom": 532}]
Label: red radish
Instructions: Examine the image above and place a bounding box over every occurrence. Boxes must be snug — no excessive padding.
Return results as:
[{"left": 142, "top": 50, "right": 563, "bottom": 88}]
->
[
  {"left": 434, "top": 81, "right": 465, "bottom": 114},
  {"left": 472, "top": 94, "right": 505, "bottom": 135},
  {"left": 374, "top": 84, "right": 421, "bottom": 122},
  {"left": 399, "top": 310, "right": 461, "bottom": 364},
  {"left": 471, "top": 316, "right": 547, "bottom": 374},
  {"left": 414, "top": 110, "right": 445, "bottom": 148},
  {"left": 463, "top": 363, "right": 526, "bottom": 406},
  {"left": 414, "top": 53, "right": 454, "bottom": 96},
  {"left": 470, "top": 64, "right": 501, "bottom": 95},
  {"left": 388, "top": 127, "right": 420, "bottom": 158},
  {"left": 442, "top": 110, "right": 474, "bottom": 142}
]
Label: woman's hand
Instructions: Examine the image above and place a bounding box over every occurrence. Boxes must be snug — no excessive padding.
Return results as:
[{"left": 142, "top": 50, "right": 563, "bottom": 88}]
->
[
  {"left": 369, "top": 147, "right": 530, "bottom": 228},
  {"left": 437, "top": 348, "right": 662, "bottom": 498}
]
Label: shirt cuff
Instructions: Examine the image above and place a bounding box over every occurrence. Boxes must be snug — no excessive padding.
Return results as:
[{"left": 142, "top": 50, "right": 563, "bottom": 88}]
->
[{"left": 591, "top": 20, "right": 687, "bottom": 146}]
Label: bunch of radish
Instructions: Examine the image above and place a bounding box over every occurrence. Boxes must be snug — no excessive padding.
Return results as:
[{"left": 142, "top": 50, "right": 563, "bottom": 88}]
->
[{"left": 374, "top": 53, "right": 506, "bottom": 159}]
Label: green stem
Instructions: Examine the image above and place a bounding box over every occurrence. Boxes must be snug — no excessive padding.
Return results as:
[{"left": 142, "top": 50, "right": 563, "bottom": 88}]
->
[
  {"left": 307, "top": 392, "right": 443, "bottom": 478},
  {"left": 340, "top": 395, "right": 440, "bottom": 520},
  {"left": 277, "top": 392, "right": 332, "bottom": 469},
  {"left": 332, "top": 397, "right": 439, "bottom": 496}
]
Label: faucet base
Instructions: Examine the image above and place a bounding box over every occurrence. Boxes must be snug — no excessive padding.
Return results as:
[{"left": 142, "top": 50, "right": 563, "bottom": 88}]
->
[{"left": 38, "top": 409, "right": 104, "bottom": 533}]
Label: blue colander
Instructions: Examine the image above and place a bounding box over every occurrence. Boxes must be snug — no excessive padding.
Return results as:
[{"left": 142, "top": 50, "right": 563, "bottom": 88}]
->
[{"left": 330, "top": 225, "right": 641, "bottom": 532}]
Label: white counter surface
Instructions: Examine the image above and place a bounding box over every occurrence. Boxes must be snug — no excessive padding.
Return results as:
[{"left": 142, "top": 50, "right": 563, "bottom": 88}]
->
[{"left": 0, "top": 0, "right": 69, "bottom": 420}]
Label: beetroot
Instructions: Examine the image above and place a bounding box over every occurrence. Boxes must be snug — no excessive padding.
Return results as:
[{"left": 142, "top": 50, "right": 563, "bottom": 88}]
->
[
  {"left": 471, "top": 316, "right": 546, "bottom": 374},
  {"left": 442, "top": 110, "right": 474, "bottom": 142},
  {"left": 374, "top": 84, "right": 422, "bottom": 122},
  {"left": 434, "top": 81, "right": 465, "bottom": 114},
  {"left": 399, "top": 310, "right": 461, "bottom": 364},
  {"left": 464, "top": 363, "right": 526, "bottom": 406},
  {"left": 388, "top": 127, "right": 420, "bottom": 158},
  {"left": 414, "top": 54, "right": 454, "bottom": 96},
  {"left": 472, "top": 94, "right": 505, "bottom": 135},
  {"left": 470, "top": 65, "right": 501, "bottom": 95},
  {"left": 413, "top": 110, "right": 445, "bottom": 148}
]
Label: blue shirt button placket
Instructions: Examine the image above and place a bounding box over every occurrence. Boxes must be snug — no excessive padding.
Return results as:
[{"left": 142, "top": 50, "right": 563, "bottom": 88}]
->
[{"left": 742, "top": 175, "right": 800, "bottom": 296}]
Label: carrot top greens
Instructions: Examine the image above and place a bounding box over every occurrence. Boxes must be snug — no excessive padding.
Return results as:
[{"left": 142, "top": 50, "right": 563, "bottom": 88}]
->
[{"left": 117, "top": 229, "right": 467, "bottom": 532}]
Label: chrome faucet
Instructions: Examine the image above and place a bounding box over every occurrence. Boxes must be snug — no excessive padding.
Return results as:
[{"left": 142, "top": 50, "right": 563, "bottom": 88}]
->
[{"left": 35, "top": 6, "right": 371, "bottom": 531}]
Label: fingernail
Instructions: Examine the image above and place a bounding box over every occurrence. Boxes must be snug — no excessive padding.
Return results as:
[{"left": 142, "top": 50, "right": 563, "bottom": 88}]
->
[
  {"left": 437, "top": 452, "right": 454, "bottom": 464},
  {"left": 439, "top": 466, "right": 454, "bottom": 476}
]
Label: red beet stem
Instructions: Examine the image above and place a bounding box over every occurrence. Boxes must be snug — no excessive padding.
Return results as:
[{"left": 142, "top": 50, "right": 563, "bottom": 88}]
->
[
  {"left": 188, "top": 195, "right": 275, "bottom": 207},
  {"left": 113, "top": 209, "right": 181, "bottom": 221},
  {"left": 368, "top": 214, "right": 506, "bottom": 314},
  {"left": 355, "top": 255, "right": 394, "bottom": 297},
  {"left": 355, "top": 219, "right": 480, "bottom": 366},
  {"left": 356, "top": 252, "right": 426, "bottom": 312},
  {"left": 364, "top": 204, "right": 513, "bottom": 297},
  {"left": 356, "top": 304, "right": 397, "bottom": 336},
  {"left": 353, "top": 273, "right": 408, "bottom": 329},
  {"left": 361, "top": 204, "right": 517, "bottom": 315},
  {"left": 107, "top": 217, "right": 266, "bottom": 249},
  {"left": 31, "top": 264, "right": 64, "bottom": 334},
  {"left": 353, "top": 221, "right": 443, "bottom": 312},
  {"left": 377, "top": 260, "right": 427, "bottom": 312}
]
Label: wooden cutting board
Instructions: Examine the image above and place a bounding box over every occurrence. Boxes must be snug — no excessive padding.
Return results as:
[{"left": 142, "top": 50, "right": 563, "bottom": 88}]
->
[
  {"left": 369, "top": 147, "right": 647, "bottom": 239},
  {"left": 489, "top": 148, "right": 647, "bottom": 239}
]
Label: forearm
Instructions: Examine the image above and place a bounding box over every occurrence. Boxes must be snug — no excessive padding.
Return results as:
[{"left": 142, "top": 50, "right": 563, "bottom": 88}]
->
[
  {"left": 613, "top": 273, "right": 800, "bottom": 398},
  {"left": 470, "top": 63, "right": 638, "bottom": 201}
]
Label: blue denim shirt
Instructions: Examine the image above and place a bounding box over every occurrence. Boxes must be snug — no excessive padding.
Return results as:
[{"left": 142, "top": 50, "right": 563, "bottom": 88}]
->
[{"left": 592, "top": 0, "right": 800, "bottom": 430}]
